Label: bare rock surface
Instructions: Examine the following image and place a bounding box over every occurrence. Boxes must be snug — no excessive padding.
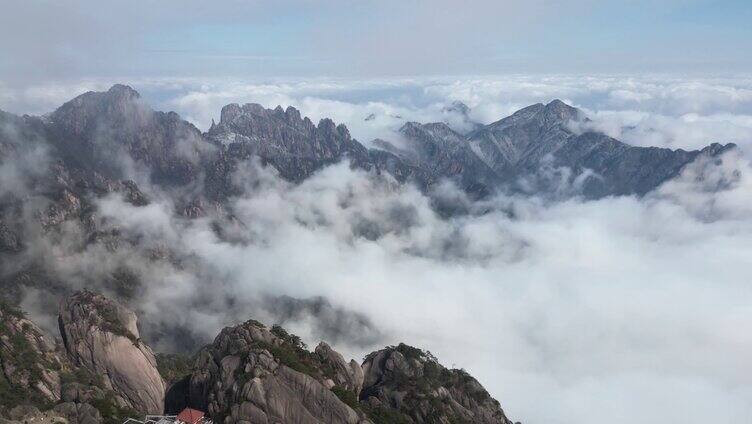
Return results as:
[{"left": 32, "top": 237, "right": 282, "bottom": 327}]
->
[
  {"left": 315, "top": 342, "right": 364, "bottom": 394},
  {"left": 186, "top": 320, "right": 369, "bottom": 424},
  {"left": 58, "top": 291, "right": 165, "bottom": 414},
  {"left": 361, "top": 344, "right": 514, "bottom": 424}
]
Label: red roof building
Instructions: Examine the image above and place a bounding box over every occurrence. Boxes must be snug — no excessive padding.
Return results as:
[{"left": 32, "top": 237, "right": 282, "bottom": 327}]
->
[{"left": 176, "top": 408, "right": 205, "bottom": 424}]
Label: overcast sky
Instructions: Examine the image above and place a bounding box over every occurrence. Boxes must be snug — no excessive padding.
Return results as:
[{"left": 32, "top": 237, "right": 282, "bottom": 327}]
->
[
  {"left": 1, "top": 0, "right": 751, "bottom": 84},
  {"left": 2, "top": 3, "right": 752, "bottom": 424}
]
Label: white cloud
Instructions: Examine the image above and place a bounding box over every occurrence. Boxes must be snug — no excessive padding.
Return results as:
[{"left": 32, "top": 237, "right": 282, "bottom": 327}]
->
[
  {"left": 5, "top": 75, "right": 752, "bottom": 424},
  {"left": 79, "top": 147, "right": 752, "bottom": 424}
]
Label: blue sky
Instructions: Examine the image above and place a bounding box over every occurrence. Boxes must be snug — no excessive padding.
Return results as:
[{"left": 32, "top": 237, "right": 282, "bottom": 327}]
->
[{"left": 1, "top": 0, "right": 751, "bottom": 83}]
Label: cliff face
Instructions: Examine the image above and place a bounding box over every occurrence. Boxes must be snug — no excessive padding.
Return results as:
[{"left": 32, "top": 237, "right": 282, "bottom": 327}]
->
[
  {"left": 58, "top": 291, "right": 166, "bottom": 414},
  {"left": 206, "top": 103, "right": 373, "bottom": 183}
]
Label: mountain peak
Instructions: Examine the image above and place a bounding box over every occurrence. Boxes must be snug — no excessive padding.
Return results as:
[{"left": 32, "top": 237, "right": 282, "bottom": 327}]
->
[
  {"left": 400, "top": 120, "right": 455, "bottom": 135},
  {"left": 55, "top": 84, "right": 142, "bottom": 114},
  {"left": 219, "top": 103, "right": 243, "bottom": 123},
  {"left": 443, "top": 100, "right": 471, "bottom": 115},
  {"left": 543, "top": 99, "right": 581, "bottom": 121},
  {"left": 49, "top": 84, "right": 150, "bottom": 135},
  {"left": 107, "top": 84, "right": 140, "bottom": 99}
]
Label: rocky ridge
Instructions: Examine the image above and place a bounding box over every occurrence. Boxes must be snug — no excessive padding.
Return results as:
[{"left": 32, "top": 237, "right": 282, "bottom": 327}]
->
[
  {"left": 1, "top": 293, "right": 517, "bottom": 424},
  {"left": 172, "top": 319, "right": 515, "bottom": 424},
  {"left": 0, "top": 293, "right": 167, "bottom": 423}
]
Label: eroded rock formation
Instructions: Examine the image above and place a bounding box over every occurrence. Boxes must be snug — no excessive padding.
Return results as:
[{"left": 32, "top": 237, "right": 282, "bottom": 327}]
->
[{"left": 58, "top": 291, "right": 165, "bottom": 414}]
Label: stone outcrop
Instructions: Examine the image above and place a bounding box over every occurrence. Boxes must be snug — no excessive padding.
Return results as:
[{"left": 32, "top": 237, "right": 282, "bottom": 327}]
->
[
  {"left": 315, "top": 342, "right": 363, "bottom": 394},
  {"left": 360, "top": 344, "right": 514, "bottom": 424},
  {"left": 1, "top": 295, "right": 519, "bottom": 424},
  {"left": 0, "top": 300, "right": 111, "bottom": 423},
  {"left": 186, "top": 320, "right": 369, "bottom": 424},
  {"left": 177, "top": 319, "right": 518, "bottom": 424},
  {"left": 58, "top": 291, "right": 165, "bottom": 414}
]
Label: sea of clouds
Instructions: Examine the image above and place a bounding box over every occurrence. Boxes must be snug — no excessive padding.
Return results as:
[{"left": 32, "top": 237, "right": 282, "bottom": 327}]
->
[{"left": 3, "top": 75, "right": 752, "bottom": 424}]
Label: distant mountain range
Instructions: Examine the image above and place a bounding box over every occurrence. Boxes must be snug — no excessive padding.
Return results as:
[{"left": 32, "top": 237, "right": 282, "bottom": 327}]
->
[
  {"left": 0, "top": 85, "right": 737, "bottom": 423},
  {"left": 1, "top": 84, "right": 732, "bottom": 207}
]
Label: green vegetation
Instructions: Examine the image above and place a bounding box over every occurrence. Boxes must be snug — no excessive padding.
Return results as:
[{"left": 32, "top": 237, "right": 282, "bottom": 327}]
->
[
  {"left": 361, "top": 404, "right": 413, "bottom": 424},
  {"left": 0, "top": 300, "right": 24, "bottom": 334},
  {"left": 61, "top": 367, "right": 139, "bottom": 424},
  {"left": 0, "top": 372, "right": 53, "bottom": 412},
  {"left": 394, "top": 343, "right": 425, "bottom": 361},
  {"left": 234, "top": 368, "right": 253, "bottom": 390},
  {"left": 90, "top": 392, "right": 140, "bottom": 424},
  {"left": 94, "top": 299, "right": 140, "bottom": 346},
  {"left": 0, "top": 304, "right": 57, "bottom": 411},
  {"left": 156, "top": 352, "right": 194, "bottom": 384},
  {"left": 331, "top": 386, "right": 360, "bottom": 410},
  {"left": 271, "top": 324, "right": 307, "bottom": 349},
  {"left": 330, "top": 383, "right": 413, "bottom": 424},
  {"left": 108, "top": 268, "right": 140, "bottom": 300},
  {"left": 60, "top": 366, "right": 105, "bottom": 388},
  {"left": 251, "top": 339, "right": 319, "bottom": 377},
  {"left": 245, "top": 319, "right": 265, "bottom": 328},
  {"left": 246, "top": 325, "right": 340, "bottom": 382},
  {"left": 0, "top": 298, "right": 25, "bottom": 320}
]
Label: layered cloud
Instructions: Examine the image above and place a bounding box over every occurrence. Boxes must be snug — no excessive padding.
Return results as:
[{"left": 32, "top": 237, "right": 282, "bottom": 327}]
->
[
  {"left": 59, "top": 150, "right": 750, "bottom": 424},
  {"left": 3, "top": 75, "right": 752, "bottom": 424}
]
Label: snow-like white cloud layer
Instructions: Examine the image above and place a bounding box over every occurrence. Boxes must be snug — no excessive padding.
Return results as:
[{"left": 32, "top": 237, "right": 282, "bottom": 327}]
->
[{"left": 82, "top": 149, "right": 752, "bottom": 424}]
